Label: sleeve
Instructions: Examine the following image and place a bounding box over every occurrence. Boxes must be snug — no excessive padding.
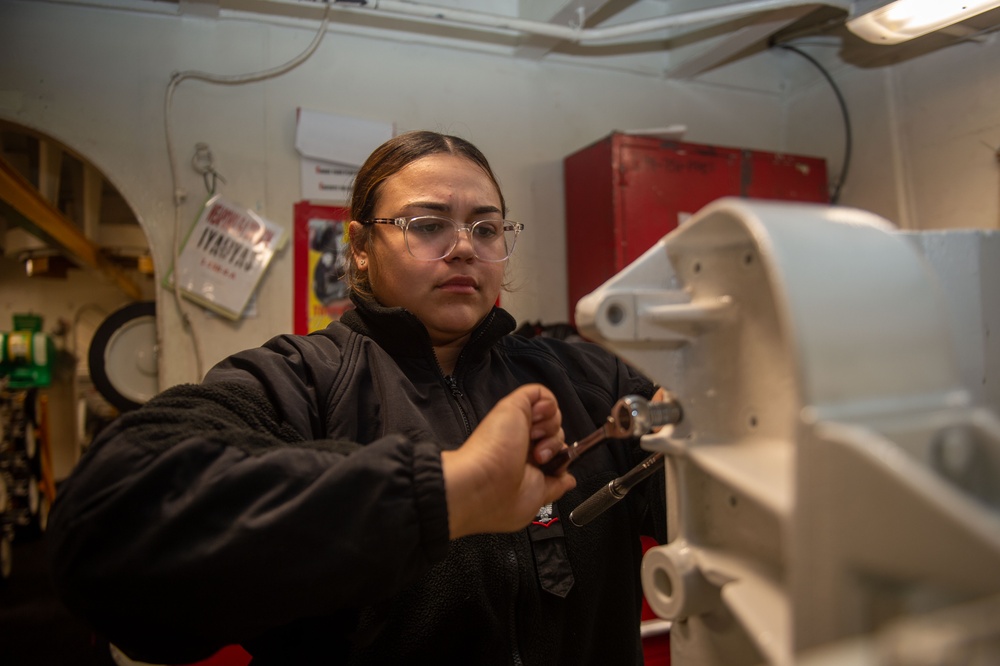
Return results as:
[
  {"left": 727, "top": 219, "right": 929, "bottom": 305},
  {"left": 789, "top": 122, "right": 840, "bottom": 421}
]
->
[{"left": 46, "top": 375, "right": 451, "bottom": 663}]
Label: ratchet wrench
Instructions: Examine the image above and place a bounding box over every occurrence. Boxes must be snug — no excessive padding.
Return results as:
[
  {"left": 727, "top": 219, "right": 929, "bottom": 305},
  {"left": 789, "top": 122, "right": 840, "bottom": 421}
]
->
[
  {"left": 540, "top": 394, "right": 682, "bottom": 476},
  {"left": 569, "top": 453, "right": 665, "bottom": 527}
]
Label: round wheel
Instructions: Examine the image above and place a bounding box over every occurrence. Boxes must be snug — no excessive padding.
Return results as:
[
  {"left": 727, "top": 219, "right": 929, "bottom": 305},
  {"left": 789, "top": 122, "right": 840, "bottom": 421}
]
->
[{"left": 88, "top": 301, "right": 158, "bottom": 412}]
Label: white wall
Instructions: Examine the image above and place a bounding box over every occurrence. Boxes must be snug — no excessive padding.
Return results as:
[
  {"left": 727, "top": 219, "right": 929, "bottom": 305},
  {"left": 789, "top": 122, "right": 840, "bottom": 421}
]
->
[
  {"left": 2, "top": 1, "right": 997, "bottom": 393},
  {"left": 781, "top": 34, "right": 1000, "bottom": 230}
]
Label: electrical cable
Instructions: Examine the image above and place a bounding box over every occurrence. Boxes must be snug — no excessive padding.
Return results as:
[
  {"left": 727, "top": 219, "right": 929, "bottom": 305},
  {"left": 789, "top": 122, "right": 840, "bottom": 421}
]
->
[
  {"left": 775, "top": 43, "right": 853, "bottom": 204},
  {"left": 162, "top": 5, "right": 331, "bottom": 380}
]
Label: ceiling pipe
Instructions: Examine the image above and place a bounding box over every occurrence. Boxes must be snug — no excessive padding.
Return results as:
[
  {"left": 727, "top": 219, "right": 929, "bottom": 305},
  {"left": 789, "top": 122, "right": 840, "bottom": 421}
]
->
[
  {"left": 55, "top": 0, "right": 851, "bottom": 45},
  {"left": 327, "top": 0, "right": 851, "bottom": 43}
]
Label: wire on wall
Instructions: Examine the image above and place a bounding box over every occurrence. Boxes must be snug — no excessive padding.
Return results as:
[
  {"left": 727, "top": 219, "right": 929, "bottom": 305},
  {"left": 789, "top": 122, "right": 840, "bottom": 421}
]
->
[
  {"left": 774, "top": 43, "right": 853, "bottom": 204},
  {"left": 162, "top": 6, "right": 332, "bottom": 381}
]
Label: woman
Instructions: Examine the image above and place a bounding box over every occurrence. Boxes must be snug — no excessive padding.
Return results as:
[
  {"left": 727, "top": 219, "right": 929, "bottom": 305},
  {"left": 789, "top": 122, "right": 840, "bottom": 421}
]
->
[{"left": 48, "top": 131, "right": 665, "bottom": 665}]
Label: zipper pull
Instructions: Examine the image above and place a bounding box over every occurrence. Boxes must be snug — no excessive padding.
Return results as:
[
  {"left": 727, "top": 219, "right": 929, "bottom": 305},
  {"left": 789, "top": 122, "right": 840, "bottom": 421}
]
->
[{"left": 446, "top": 376, "right": 464, "bottom": 399}]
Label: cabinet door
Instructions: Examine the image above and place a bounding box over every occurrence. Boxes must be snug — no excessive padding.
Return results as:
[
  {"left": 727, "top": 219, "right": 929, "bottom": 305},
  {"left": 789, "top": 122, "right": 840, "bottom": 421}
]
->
[
  {"left": 565, "top": 134, "right": 829, "bottom": 324},
  {"left": 565, "top": 136, "right": 617, "bottom": 320},
  {"left": 616, "top": 137, "right": 743, "bottom": 268}
]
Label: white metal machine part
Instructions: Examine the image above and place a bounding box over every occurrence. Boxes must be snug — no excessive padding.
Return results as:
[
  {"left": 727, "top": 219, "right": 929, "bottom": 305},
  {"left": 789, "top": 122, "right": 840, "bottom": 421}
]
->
[{"left": 574, "top": 198, "right": 1000, "bottom": 665}]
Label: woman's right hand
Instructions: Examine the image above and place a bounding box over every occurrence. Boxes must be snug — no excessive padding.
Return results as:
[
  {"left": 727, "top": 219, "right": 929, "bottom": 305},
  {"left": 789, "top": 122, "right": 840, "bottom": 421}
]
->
[{"left": 441, "top": 383, "right": 577, "bottom": 539}]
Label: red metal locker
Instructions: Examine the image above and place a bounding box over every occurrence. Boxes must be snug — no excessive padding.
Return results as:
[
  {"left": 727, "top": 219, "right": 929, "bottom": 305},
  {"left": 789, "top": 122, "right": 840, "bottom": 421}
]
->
[{"left": 564, "top": 133, "right": 829, "bottom": 323}]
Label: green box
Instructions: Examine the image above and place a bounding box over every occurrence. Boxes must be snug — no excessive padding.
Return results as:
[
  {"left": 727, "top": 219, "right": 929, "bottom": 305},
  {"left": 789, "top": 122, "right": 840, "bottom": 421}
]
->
[{"left": 12, "top": 313, "right": 43, "bottom": 333}]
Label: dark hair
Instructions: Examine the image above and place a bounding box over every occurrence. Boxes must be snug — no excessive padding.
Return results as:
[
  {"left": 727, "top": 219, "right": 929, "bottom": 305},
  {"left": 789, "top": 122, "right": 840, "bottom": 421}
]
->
[{"left": 346, "top": 130, "right": 508, "bottom": 299}]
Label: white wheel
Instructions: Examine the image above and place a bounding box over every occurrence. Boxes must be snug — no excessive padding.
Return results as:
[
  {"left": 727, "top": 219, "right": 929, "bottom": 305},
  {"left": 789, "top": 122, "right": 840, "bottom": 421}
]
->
[{"left": 89, "top": 301, "right": 158, "bottom": 412}]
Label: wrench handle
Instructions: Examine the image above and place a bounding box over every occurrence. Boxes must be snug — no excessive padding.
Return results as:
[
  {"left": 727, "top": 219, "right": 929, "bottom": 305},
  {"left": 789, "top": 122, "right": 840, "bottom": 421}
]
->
[
  {"left": 569, "top": 453, "right": 664, "bottom": 527},
  {"left": 539, "top": 424, "right": 609, "bottom": 475},
  {"left": 539, "top": 448, "right": 573, "bottom": 476}
]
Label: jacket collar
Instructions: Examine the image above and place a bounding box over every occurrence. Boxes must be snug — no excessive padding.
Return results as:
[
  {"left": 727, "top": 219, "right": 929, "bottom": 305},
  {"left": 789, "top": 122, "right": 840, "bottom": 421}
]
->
[{"left": 340, "top": 294, "right": 517, "bottom": 365}]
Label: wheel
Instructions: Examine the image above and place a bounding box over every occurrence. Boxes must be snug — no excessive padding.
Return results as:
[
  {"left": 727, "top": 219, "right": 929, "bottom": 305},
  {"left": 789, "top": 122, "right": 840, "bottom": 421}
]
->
[{"left": 88, "top": 301, "right": 158, "bottom": 413}]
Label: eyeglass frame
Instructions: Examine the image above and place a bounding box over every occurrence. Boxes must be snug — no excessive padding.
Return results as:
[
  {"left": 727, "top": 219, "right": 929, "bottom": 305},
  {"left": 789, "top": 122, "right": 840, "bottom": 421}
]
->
[{"left": 360, "top": 215, "right": 525, "bottom": 262}]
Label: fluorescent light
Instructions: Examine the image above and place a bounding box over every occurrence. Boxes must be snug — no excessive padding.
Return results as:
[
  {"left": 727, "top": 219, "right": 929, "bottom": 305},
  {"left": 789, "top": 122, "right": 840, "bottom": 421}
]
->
[{"left": 847, "top": 0, "right": 1000, "bottom": 44}]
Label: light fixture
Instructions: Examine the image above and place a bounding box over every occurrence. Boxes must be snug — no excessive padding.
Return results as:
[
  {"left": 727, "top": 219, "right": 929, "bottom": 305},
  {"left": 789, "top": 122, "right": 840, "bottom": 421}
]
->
[{"left": 847, "top": 0, "right": 1000, "bottom": 44}]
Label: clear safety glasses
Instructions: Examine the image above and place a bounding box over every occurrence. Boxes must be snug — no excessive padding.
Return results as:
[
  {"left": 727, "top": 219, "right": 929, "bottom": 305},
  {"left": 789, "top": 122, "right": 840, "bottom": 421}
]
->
[{"left": 361, "top": 216, "right": 524, "bottom": 262}]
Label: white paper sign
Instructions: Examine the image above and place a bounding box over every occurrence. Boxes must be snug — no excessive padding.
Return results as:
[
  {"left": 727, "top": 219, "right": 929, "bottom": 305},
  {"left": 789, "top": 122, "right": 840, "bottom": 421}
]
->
[
  {"left": 299, "top": 157, "right": 356, "bottom": 203},
  {"left": 295, "top": 109, "right": 394, "bottom": 166},
  {"left": 294, "top": 109, "right": 394, "bottom": 202},
  {"left": 168, "top": 195, "right": 285, "bottom": 320}
]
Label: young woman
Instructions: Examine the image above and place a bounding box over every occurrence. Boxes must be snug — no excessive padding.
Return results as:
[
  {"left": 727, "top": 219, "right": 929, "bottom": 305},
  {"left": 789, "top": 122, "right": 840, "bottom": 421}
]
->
[{"left": 48, "top": 130, "right": 665, "bottom": 665}]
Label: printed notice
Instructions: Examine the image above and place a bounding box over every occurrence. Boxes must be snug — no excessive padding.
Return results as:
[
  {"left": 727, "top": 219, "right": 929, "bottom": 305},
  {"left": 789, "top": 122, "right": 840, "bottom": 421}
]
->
[{"left": 167, "top": 194, "right": 286, "bottom": 320}]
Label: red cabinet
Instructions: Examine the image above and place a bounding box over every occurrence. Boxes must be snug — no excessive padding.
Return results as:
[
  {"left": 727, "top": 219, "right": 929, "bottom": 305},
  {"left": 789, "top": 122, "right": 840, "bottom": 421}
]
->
[{"left": 564, "top": 133, "right": 829, "bottom": 322}]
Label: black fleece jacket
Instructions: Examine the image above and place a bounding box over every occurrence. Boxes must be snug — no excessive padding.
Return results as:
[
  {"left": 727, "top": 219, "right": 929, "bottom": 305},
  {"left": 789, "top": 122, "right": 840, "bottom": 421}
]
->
[{"left": 47, "top": 296, "right": 664, "bottom": 665}]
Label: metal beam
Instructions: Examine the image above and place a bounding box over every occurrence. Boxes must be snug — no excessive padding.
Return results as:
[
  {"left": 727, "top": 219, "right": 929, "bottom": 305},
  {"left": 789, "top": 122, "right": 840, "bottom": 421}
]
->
[
  {"left": 667, "top": 6, "right": 817, "bottom": 79},
  {"left": 514, "top": 0, "right": 616, "bottom": 60},
  {"left": 38, "top": 139, "right": 61, "bottom": 204},
  {"left": 0, "top": 154, "right": 142, "bottom": 300}
]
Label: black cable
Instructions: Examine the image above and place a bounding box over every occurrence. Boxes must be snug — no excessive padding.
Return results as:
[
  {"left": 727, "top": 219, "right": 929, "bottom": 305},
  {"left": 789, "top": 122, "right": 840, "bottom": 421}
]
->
[{"left": 776, "top": 43, "right": 852, "bottom": 204}]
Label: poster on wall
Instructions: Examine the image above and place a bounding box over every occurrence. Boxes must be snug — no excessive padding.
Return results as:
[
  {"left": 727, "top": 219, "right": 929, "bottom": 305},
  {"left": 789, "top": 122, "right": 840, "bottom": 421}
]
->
[
  {"left": 167, "top": 194, "right": 285, "bottom": 321},
  {"left": 294, "top": 201, "right": 354, "bottom": 334}
]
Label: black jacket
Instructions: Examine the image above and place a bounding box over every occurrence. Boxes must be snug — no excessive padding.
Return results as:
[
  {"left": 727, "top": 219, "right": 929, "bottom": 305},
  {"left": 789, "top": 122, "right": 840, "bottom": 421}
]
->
[{"left": 48, "top": 297, "right": 664, "bottom": 665}]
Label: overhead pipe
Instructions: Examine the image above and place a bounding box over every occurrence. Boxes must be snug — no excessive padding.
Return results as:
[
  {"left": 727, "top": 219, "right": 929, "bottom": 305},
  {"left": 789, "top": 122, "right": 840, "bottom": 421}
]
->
[
  {"left": 325, "top": 0, "right": 850, "bottom": 43},
  {"left": 56, "top": 0, "right": 850, "bottom": 45}
]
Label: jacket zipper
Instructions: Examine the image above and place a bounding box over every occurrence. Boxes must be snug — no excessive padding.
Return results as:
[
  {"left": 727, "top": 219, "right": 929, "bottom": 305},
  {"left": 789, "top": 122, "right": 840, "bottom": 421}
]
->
[
  {"left": 444, "top": 375, "right": 472, "bottom": 436},
  {"left": 445, "top": 309, "right": 496, "bottom": 436},
  {"left": 438, "top": 312, "right": 524, "bottom": 665}
]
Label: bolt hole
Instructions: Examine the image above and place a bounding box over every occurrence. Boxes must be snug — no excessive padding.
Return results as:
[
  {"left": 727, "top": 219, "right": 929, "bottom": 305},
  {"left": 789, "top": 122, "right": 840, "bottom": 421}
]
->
[
  {"left": 654, "top": 568, "right": 673, "bottom": 599},
  {"left": 743, "top": 252, "right": 754, "bottom": 265},
  {"left": 692, "top": 261, "right": 701, "bottom": 274},
  {"left": 729, "top": 495, "right": 738, "bottom": 508},
  {"left": 606, "top": 304, "right": 625, "bottom": 325},
  {"left": 748, "top": 414, "right": 758, "bottom": 429}
]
